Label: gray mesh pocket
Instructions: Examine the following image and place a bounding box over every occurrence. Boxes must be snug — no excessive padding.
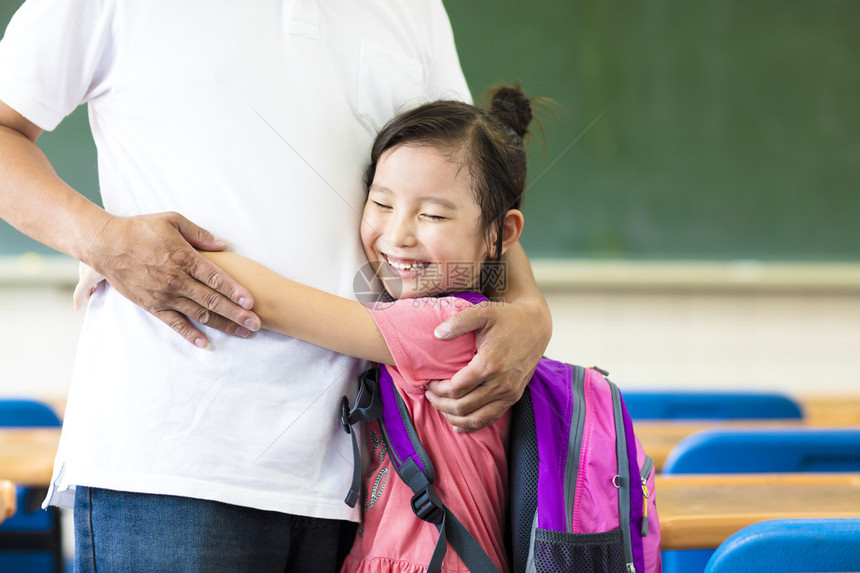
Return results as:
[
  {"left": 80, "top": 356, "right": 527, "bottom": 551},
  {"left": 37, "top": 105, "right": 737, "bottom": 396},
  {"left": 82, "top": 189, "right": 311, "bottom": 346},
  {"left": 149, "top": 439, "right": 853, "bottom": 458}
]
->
[{"left": 533, "top": 527, "right": 626, "bottom": 573}]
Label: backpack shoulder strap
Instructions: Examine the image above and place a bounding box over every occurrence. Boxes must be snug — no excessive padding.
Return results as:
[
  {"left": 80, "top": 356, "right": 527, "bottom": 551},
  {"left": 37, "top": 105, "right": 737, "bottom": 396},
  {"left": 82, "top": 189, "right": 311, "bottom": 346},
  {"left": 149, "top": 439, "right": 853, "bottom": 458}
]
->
[
  {"left": 448, "top": 290, "right": 488, "bottom": 305},
  {"left": 340, "top": 291, "right": 500, "bottom": 572},
  {"left": 377, "top": 365, "right": 499, "bottom": 573},
  {"left": 340, "top": 367, "right": 383, "bottom": 507}
]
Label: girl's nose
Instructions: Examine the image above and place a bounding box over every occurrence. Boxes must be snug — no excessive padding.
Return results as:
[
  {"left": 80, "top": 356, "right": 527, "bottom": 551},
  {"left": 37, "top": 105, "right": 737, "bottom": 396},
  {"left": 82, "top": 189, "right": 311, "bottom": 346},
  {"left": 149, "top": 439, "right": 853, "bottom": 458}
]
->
[{"left": 385, "top": 215, "right": 417, "bottom": 248}]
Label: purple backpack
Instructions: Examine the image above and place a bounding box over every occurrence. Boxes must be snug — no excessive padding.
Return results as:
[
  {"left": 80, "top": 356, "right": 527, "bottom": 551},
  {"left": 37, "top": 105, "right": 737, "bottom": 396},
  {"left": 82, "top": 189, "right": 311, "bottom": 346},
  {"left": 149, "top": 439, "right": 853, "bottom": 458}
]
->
[
  {"left": 509, "top": 360, "right": 661, "bottom": 572},
  {"left": 341, "top": 294, "right": 661, "bottom": 573}
]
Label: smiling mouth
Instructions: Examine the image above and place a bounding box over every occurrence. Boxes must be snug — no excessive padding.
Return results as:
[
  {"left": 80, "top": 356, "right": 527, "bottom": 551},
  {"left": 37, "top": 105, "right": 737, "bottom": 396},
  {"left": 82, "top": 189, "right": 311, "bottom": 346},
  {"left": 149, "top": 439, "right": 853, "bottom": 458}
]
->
[{"left": 383, "top": 253, "right": 430, "bottom": 272}]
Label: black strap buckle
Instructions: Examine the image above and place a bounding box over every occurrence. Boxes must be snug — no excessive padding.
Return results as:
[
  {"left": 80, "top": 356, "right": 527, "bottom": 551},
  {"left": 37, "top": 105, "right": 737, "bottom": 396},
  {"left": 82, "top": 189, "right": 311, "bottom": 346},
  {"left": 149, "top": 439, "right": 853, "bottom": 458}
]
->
[
  {"left": 339, "top": 396, "right": 352, "bottom": 435},
  {"left": 340, "top": 368, "right": 384, "bottom": 509},
  {"left": 411, "top": 487, "right": 444, "bottom": 525}
]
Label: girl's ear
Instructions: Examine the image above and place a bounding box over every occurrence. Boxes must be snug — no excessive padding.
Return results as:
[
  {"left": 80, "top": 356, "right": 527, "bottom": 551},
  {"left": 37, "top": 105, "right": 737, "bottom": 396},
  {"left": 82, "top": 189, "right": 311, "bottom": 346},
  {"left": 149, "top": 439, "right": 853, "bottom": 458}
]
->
[{"left": 498, "top": 209, "right": 524, "bottom": 256}]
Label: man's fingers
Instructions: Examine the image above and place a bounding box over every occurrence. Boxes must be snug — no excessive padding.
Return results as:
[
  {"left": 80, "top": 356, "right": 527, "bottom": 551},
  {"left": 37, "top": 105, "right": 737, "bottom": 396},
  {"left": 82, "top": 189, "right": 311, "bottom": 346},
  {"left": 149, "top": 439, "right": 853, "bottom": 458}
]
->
[
  {"left": 164, "top": 213, "right": 262, "bottom": 332},
  {"left": 154, "top": 306, "right": 247, "bottom": 348},
  {"left": 174, "top": 246, "right": 255, "bottom": 311},
  {"left": 149, "top": 275, "right": 259, "bottom": 334},
  {"left": 434, "top": 303, "right": 493, "bottom": 340},
  {"left": 172, "top": 213, "right": 229, "bottom": 252},
  {"left": 167, "top": 295, "right": 253, "bottom": 337},
  {"left": 426, "top": 378, "right": 470, "bottom": 401},
  {"left": 447, "top": 405, "right": 508, "bottom": 433},
  {"left": 425, "top": 376, "right": 505, "bottom": 418},
  {"left": 187, "top": 259, "right": 259, "bottom": 327},
  {"left": 426, "top": 357, "right": 526, "bottom": 431},
  {"left": 128, "top": 250, "right": 260, "bottom": 343},
  {"left": 425, "top": 389, "right": 514, "bottom": 433},
  {"left": 425, "top": 385, "right": 483, "bottom": 417},
  {"left": 427, "top": 351, "right": 503, "bottom": 400},
  {"left": 153, "top": 309, "right": 211, "bottom": 349}
]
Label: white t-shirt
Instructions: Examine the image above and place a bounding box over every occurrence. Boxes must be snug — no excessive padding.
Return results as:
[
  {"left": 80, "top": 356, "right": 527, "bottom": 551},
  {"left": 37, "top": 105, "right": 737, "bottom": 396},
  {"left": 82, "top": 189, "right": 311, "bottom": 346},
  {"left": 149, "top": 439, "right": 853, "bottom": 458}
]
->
[{"left": 0, "top": 0, "right": 469, "bottom": 521}]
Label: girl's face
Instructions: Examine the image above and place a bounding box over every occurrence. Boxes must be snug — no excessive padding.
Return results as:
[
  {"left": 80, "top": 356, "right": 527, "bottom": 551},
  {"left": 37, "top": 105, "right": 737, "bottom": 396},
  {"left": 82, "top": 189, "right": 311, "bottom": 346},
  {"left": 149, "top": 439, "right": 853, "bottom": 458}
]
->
[{"left": 361, "top": 144, "right": 491, "bottom": 299}]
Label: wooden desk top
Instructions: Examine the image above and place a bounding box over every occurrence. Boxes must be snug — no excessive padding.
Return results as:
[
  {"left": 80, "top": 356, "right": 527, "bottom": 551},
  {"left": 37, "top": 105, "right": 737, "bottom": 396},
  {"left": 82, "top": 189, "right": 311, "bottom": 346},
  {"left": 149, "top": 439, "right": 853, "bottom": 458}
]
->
[
  {"left": 0, "top": 479, "right": 15, "bottom": 523},
  {"left": 635, "top": 420, "right": 806, "bottom": 471},
  {"left": 0, "top": 428, "right": 60, "bottom": 486},
  {"left": 657, "top": 472, "right": 860, "bottom": 550}
]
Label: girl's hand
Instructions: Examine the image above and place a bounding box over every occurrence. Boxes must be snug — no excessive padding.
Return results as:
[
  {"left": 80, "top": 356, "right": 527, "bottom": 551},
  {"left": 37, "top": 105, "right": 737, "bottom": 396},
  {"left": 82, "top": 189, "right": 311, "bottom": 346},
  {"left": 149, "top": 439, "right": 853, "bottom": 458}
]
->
[
  {"left": 425, "top": 295, "right": 552, "bottom": 431},
  {"left": 74, "top": 262, "right": 107, "bottom": 310}
]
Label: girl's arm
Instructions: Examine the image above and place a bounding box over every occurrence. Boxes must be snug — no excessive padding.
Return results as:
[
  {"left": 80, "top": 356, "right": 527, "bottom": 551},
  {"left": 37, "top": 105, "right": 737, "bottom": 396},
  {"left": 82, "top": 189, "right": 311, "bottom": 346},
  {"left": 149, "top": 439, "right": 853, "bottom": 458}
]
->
[{"left": 201, "top": 251, "right": 394, "bottom": 365}]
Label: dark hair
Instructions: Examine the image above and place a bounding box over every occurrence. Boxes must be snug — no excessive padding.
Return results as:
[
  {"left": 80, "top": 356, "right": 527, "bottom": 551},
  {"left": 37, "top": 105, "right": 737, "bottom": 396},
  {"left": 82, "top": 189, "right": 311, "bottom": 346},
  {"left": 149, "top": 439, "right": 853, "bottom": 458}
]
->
[{"left": 364, "top": 84, "right": 535, "bottom": 266}]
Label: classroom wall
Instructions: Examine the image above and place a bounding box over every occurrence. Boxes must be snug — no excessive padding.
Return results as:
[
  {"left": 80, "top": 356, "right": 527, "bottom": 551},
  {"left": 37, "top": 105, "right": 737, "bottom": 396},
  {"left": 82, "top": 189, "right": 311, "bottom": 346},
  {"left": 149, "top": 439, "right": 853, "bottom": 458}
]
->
[
  {"left": 2, "top": 260, "right": 858, "bottom": 403},
  {"left": 544, "top": 287, "right": 860, "bottom": 393}
]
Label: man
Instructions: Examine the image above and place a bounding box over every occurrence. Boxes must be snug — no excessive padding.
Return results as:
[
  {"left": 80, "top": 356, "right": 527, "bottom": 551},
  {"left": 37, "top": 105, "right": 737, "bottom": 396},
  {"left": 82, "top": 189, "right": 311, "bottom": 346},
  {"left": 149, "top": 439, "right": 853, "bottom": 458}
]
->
[{"left": 0, "top": 1, "right": 551, "bottom": 570}]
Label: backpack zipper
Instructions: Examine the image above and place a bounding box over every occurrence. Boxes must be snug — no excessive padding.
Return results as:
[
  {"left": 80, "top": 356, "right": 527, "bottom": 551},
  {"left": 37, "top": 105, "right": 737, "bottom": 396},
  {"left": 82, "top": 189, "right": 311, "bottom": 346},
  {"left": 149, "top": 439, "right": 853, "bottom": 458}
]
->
[
  {"left": 640, "top": 455, "right": 654, "bottom": 537},
  {"left": 609, "top": 381, "right": 636, "bottom": 573}
]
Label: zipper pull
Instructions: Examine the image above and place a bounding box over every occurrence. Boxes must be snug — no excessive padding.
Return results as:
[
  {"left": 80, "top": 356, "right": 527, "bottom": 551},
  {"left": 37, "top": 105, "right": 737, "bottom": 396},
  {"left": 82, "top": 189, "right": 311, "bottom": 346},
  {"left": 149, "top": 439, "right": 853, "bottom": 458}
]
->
[
  {"left": 590, "top": 365, "right": 610, "bottom": 376},
  {"left": 640, "top": 476, "right": 649, "bottom": 537}
]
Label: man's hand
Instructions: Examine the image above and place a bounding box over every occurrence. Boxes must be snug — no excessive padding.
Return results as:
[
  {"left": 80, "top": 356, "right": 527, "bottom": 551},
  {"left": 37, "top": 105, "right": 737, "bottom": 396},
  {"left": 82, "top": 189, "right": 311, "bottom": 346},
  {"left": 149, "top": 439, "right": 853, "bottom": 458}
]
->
[
  {"left": 84, "top": 211, "right": 261, "bottom": 348},
  {"left": 425, "top": 297, "right": 552, "bottom": 431}
]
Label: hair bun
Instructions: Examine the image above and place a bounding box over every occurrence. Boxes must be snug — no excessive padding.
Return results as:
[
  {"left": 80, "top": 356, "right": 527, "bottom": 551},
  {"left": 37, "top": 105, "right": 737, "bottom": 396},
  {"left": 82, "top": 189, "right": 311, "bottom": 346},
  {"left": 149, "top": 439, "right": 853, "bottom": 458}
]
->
[{"left": 489, "top": 85, "right": 533, "bottom": 139}]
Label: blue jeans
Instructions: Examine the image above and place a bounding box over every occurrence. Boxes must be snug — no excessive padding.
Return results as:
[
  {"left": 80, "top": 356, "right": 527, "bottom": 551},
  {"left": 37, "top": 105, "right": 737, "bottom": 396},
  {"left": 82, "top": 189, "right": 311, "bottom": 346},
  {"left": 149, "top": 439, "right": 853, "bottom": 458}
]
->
[{"left": 74, "top": 486, "right": 356, "bottom": 572}]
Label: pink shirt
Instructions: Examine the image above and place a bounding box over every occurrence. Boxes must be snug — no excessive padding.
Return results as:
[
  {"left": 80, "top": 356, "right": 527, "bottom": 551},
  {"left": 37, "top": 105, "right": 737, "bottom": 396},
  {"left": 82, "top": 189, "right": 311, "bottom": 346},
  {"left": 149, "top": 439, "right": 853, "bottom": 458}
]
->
[{"left": 341, "top": 296, "right": 510, "bottom": 573}]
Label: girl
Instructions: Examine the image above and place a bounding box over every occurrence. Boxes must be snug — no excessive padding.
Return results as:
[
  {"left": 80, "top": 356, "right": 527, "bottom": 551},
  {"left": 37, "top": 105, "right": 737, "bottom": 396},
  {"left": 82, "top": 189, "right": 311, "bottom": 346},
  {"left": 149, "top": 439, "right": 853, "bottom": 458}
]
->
[{"left": 78, "top": 85, "right": 535, "bottom": 572}]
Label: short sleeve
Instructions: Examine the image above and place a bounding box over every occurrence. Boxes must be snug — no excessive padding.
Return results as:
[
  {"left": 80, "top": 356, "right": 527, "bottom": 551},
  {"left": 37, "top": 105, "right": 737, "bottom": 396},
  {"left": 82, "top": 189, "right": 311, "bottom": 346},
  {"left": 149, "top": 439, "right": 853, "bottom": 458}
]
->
[
  {"left": 0, "top": 0, "right": 116, "bottom": 130},
  {"left": 366, "top": 297, "right": 476, "bottom": 385}
]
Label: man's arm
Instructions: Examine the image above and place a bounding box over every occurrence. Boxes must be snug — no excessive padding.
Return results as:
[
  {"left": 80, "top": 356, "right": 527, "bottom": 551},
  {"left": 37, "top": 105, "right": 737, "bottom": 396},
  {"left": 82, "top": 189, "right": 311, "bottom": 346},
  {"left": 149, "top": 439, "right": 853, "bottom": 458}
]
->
[
  {"left": 426, "top": 241, "right": 552, "bottom": 431},
  {"left": 0, "top": 100, "right": 260, "bottom": 347}
]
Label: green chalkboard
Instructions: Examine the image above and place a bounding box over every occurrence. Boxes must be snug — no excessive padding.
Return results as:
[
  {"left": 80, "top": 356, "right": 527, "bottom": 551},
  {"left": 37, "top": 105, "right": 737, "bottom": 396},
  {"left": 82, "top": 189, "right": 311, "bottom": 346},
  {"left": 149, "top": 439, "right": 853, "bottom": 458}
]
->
[
  {"left": 445, "top": 0, "right": 859, "bottom": 261},
  {"left": 1, "top": 1, "right": 858, "bottom": 260}
]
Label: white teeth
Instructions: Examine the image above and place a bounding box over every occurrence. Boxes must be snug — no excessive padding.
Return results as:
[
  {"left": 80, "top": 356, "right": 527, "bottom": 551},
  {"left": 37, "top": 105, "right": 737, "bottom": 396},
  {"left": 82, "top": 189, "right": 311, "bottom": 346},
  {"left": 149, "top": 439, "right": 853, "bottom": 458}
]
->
[{"left": 384, "top": 254, "right": 428, "bottom": 271}]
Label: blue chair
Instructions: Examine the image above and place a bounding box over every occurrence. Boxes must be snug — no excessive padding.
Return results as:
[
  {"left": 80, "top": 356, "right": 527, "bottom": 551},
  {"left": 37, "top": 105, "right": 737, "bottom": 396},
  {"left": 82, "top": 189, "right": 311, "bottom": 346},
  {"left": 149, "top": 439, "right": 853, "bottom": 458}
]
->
[
  {"left": 705, "top": 518, "right": 860, "bottom": 573},
  {"left": 622, "top": 390, "right": 803, "bottom": 420},
  {"left": 0, "top": 399, "right": 64, "bottom": 573},
  {"left": 662, "top": 428, "right": 860, "bottom": 474},
  {"left": 0, "top": 400, "right": 61, "bottom": 427},
  {"left": 662, "top": 427, "right": 860, "bottom": 573}
]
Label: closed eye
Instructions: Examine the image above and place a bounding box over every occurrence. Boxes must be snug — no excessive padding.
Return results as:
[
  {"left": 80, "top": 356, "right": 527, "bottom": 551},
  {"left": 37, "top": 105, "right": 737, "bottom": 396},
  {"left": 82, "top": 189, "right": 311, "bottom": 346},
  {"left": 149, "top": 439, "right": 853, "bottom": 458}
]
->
[
  {"left": 421, "top": 213, "right": 447, "bottom": 221},
  {"left": 372, "top": 200, "right": 392, "bottom": 210}
]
